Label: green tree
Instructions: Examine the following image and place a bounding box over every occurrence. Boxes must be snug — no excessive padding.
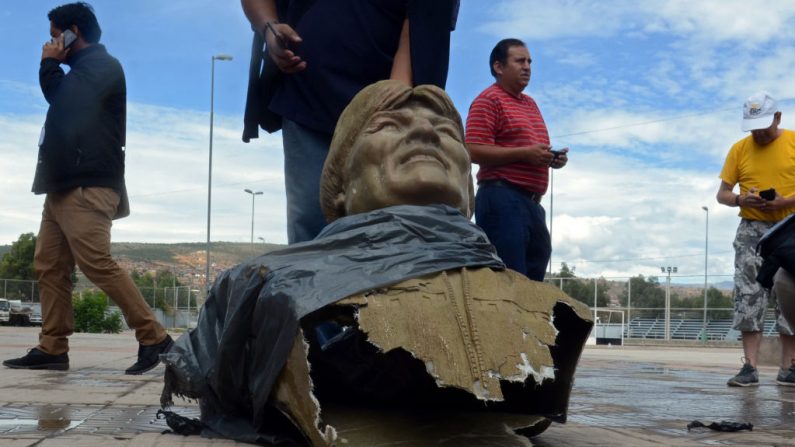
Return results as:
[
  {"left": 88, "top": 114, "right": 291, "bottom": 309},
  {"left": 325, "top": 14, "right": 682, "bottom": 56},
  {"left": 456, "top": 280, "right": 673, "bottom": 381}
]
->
[
  {"left": 0, "top": 232, "right": 36, "bottom": 280},
  {"left": 73, "top": 290, "right": 122, "bottom": 333},
  {"left": 553, "top": 263, "right": 608, "bottom": 307},
  {"left": 621, "top": 275, "right": 665, "bottom": 317},
  {"left": 706, "top": 286, "right": 734, "bottom": 319},
  {"left": 131, "top": 269, "right": 187, "bottom": 311}
]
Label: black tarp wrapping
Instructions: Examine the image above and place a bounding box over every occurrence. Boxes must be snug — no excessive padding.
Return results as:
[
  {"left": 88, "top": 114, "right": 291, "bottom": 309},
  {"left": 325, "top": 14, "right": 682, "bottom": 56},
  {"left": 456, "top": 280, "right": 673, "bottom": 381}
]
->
[
  {"left": 160, "top": 204, "right": 505, "bottom": 443},
  {"left": 757, "top": 213, "right": 795, "bottom": 288}
]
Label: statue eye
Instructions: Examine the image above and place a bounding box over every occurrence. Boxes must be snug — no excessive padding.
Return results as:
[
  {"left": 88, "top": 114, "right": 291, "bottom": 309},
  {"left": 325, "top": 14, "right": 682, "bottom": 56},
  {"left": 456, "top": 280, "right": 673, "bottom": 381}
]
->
[
  {"left": 368, "top": 117, "right": 400, "bottom": 133},
  {"left": 436, "top": 124, "right": 461, "bottom": 140}
]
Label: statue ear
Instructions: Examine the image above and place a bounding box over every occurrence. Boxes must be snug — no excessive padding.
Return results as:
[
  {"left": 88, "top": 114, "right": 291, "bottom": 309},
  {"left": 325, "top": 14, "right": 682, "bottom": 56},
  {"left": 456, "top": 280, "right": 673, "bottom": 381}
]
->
[{"left": 333, "top": 192, "right": 346, "bottom": 219}]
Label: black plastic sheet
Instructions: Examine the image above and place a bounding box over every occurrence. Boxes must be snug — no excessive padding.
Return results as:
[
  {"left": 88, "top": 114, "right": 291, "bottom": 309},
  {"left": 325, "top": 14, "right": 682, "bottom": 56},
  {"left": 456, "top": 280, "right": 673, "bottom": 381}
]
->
[
  {"left": 160, "top": 204, "right": 504, "bottom": 443},
  {"left": 687, "top": 420, "right": 753, "bottom": 432}
]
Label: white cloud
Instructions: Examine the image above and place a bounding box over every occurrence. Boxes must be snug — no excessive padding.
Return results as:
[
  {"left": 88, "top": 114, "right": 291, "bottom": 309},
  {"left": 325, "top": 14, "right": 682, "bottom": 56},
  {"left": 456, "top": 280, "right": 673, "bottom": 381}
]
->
[
  {"left": 545, "top": 151, "right": 736, "bottom": 280},
  {"left": 482, "top": 1, "right": 795, "bottom": 44},
  {"left": 0, "top": 97, "right": 289, "bottom": 246}
]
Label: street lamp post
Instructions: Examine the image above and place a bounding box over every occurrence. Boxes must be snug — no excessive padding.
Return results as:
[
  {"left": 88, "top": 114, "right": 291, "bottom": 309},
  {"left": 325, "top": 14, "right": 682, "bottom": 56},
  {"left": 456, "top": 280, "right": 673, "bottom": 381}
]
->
[
  {"left": 244, "top": 188, "right": 263, "bottom": 244},
  {"left": 205, "top": 53, "right": 233, "bottom": 290},
  {"left": 660, "top": 265, "right": 678, "bottom": 340},
  {"left": 701, "top": 206, "right": 709, "bottom": 342}
]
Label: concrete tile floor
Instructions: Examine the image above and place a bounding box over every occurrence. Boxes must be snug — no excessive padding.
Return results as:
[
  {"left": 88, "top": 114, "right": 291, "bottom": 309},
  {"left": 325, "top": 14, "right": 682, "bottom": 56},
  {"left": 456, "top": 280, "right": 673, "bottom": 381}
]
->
[{"left": 0, "top": 326, "right": 791, "bottom": 446}]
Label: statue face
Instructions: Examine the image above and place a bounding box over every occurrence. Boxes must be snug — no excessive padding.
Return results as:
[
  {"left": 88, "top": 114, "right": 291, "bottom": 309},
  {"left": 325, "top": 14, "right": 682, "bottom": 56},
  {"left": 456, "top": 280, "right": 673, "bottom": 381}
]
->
[{"left": 342, "top": 101, "right": 470, "bottom": 215}]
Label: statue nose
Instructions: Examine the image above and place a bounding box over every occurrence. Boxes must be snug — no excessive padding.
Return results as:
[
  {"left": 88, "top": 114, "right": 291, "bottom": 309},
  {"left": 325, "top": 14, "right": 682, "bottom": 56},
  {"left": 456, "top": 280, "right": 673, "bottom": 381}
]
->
[{"left": 406, "top": 118, "right": 440, "bottom": 145}]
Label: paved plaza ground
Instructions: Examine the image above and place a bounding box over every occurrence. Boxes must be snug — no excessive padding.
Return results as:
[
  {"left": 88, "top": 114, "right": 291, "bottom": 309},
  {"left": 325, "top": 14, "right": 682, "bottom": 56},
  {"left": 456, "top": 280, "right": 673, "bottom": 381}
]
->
[{"left": 0, "top": 326, "right": 793, "bottom": 446}]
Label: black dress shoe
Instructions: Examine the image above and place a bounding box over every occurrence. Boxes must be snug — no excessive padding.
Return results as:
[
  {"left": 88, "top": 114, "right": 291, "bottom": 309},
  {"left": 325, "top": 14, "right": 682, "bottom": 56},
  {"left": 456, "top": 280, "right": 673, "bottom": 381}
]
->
[
  {"left": 3, "top": 348, "right": 69, "bottom": 371},
  {"left": 125, "top": 334, "right": 174, "bottom": 375}
]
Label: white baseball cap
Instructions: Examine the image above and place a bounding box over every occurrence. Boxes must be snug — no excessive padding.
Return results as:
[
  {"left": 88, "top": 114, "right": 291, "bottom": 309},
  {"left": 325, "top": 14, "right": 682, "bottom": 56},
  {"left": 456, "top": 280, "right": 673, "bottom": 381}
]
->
[{"left": 742, "top": 91, "right": 779, "bottom": 132}]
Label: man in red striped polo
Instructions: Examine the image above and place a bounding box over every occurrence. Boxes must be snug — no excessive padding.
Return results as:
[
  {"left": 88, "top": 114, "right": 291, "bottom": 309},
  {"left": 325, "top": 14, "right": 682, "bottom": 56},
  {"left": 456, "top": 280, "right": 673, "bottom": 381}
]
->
[{"left": 465, "top": 38, "right": 567, "bottom": 281}]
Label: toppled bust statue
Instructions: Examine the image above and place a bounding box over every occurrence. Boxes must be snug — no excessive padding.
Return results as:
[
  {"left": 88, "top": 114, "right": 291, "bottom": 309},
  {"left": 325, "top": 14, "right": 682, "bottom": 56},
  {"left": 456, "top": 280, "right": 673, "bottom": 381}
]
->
[{"left": 161, "top": 80, "right": 593, "bottom": 446}]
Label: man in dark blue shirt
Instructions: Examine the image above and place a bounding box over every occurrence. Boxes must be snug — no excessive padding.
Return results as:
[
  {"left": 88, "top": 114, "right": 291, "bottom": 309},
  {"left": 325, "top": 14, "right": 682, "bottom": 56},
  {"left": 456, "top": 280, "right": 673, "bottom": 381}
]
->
[{"left": 241, "top": 0, "right": 458, "bottom": 243}]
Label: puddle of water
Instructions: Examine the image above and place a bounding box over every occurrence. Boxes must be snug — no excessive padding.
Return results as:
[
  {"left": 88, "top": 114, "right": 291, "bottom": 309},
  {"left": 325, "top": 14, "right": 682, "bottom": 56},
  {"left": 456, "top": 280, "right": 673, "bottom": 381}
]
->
[
  {"left": 0, "top": 418, "right": 83, "bottom": 431},
  {"left": 0, "top": 406, "right": 84, "bottom": 432},
  {"left": 37, "top": 406, "right": 79, "bottom": 431}
]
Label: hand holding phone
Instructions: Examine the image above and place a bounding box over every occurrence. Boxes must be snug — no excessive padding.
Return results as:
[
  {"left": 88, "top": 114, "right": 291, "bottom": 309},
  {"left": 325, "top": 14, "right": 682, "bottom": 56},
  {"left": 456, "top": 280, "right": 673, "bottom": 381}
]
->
[
  {"left": 548, "top": 147, "right": 569, "bottom": 168},
  {"left": 263, "top": 22, "right": 306, "bottom": 74},
  {"left": 42, "top": 30, "right": 73, "bottom": 61}
]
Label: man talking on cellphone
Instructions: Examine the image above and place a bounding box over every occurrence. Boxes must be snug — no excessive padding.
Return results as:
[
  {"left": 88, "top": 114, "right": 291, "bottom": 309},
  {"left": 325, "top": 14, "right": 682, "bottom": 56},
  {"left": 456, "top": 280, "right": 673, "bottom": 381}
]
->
[
  {"left": 3, "top": 2, "right": 172, "bottom": 374},
  {"left": 465, "top": 38, "right": 568, "bottom": 281}
]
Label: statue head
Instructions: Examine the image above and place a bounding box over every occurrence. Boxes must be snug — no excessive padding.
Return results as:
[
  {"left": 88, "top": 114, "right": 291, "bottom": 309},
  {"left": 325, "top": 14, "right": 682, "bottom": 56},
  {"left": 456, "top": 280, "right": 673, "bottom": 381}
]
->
[{"left": 320, "top": 80, "right": 474, "bottom": 222}]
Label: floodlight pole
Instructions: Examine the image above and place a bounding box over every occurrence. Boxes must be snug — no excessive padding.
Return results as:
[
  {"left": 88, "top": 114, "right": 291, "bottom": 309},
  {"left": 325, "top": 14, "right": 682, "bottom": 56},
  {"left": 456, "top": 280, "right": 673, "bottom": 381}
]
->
[
  {"left": 244, "top": 188, "right": 263, "bottom": 244},
  {"left": 661, "top": 265, "right": 677, "bottom": 341},
  {"left": 701, "top": 206, "right": 709, "bottom": 342}
]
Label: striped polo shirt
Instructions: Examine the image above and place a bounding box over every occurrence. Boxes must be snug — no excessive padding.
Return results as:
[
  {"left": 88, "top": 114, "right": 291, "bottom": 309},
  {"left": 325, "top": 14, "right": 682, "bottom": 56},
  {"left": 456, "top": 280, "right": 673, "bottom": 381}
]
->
[{"left": 465, "top": 83, "right": 550, "bottom": 194}]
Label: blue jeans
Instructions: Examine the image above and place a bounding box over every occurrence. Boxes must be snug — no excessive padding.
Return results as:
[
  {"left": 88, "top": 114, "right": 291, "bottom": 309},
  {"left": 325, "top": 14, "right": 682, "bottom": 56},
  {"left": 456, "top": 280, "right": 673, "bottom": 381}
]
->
[
  {"left": 282, "top": 119, "right": 331, "bottom": 244},
  {"left": 475, "top": 181, "right": 551, "bottom": 281}
]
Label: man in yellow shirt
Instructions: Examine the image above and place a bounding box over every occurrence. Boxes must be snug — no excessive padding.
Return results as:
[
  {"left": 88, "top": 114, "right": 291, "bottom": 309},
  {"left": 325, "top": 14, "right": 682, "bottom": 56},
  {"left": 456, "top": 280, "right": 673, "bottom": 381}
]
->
[{"left": 718, "top": 91, "right": 795, "bottom": 387}]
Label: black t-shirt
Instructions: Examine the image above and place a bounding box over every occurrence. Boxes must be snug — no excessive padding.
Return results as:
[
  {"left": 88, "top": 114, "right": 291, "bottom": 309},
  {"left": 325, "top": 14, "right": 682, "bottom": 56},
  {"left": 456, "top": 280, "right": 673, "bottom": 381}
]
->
[{"left": 269, "top": 0, "right": 457, "bottom": 135}]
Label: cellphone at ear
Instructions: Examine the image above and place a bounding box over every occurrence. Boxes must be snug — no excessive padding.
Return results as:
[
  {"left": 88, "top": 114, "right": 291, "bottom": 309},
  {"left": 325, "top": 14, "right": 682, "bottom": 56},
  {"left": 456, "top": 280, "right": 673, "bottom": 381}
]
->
[{"left": 62, "top": 29, "right": 77, "bottom": 48}]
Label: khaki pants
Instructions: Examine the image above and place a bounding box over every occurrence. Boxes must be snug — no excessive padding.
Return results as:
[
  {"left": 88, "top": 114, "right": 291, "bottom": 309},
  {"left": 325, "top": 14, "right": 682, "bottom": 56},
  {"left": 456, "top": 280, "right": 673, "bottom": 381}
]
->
[{"left": 34, "top": 187, "right": 166, "bottom": 355}]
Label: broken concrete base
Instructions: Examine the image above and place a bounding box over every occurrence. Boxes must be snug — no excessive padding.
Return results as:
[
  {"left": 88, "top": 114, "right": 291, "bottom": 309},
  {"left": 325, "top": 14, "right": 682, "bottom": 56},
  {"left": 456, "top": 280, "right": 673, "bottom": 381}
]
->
[
  {"left": 322, "top": 404, "right": 549, "bottom": 446},
  {"left": 271, "top": 267, "right": 593, "bottom": 445}
]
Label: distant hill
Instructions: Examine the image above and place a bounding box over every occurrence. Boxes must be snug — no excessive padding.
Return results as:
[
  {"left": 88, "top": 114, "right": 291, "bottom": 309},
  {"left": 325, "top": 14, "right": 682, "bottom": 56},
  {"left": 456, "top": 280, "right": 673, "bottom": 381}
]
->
[
  {"left": 0, "top": 241, "right": 738, "bottom": 293},
  {"left": 0, "top": 241, "right": 285, "bottom": 290},
  {"left": 110, "top": 241, "right": 284, "bottom": 265},
  {"left": 107, "top": 242, "right": 287, "bottom": 288}
]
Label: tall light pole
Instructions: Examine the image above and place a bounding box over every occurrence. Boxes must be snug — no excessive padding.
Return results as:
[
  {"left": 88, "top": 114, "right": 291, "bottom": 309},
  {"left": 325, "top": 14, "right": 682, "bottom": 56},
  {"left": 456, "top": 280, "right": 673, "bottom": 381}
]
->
[
  {"left": 660, "top": 265, "right": 678, "bottom": 340},
  {"left": 701, "top": 206, "right": 709, "bottom": 342},
  {"left": 244, "top": 188, "right": 263, "bottom": 244},
  {"left": 205, "top": 53, "right": 233, "bottom": 290}
]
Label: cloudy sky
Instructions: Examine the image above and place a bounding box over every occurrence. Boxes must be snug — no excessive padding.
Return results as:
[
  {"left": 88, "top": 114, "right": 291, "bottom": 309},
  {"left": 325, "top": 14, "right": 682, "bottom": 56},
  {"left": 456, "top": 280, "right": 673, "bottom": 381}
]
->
[{"left": 2, "top": 1, "right": 794, "bottom": 284}]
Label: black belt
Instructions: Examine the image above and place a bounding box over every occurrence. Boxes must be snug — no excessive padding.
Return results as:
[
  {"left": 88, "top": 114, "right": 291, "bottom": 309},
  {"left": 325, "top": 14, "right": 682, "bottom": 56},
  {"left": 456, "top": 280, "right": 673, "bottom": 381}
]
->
[{"left": 479, "top": 179, "right": 543, "bottom": 203}]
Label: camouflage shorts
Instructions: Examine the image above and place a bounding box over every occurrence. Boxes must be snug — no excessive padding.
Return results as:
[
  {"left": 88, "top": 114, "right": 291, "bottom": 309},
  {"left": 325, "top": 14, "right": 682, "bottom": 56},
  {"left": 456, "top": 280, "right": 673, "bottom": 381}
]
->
[{"left": 732, "top": 219, "right": 795, "bottom": 335}]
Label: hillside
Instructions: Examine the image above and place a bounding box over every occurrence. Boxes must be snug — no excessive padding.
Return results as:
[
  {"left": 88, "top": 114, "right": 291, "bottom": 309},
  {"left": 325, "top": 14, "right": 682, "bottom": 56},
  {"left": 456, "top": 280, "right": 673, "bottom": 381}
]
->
[
  {"left": 107, "top": 242, "right": 286, "bottom": 288},
  {"left": 0, "top": 241, "right": 735, "bottom": 295}
]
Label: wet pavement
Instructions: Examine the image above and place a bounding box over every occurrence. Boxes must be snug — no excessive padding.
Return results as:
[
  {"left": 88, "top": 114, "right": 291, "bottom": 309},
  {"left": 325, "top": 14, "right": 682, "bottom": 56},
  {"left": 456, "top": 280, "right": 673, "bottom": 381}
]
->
[{"left": 0, "top": 326, "right": 793, "bottom": 446}]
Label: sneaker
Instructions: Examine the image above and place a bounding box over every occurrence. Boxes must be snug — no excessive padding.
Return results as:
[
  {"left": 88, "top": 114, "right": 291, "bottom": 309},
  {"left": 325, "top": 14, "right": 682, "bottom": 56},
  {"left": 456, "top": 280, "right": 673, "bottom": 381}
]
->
[
  {"left": 727, "top": 362, "right": 759, "bottom": 387},
  {"left": 125, "top": 334, "right": 174, "bottom": 375},
  {"left": 776, "top": 363, "right": 795, "bottom": 386},
  {"left": 3, "top": 348, "right": 69, "bottom": 371}
]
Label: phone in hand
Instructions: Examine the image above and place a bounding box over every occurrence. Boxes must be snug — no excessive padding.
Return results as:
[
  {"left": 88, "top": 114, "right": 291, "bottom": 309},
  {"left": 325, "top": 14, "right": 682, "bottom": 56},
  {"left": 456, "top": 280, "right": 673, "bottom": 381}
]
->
[
  {"left": 62, "top": 29, "right": 77, "bottom": 48},
  {"left": 760, "top": 188, "right": 776, "bottom": 201}
]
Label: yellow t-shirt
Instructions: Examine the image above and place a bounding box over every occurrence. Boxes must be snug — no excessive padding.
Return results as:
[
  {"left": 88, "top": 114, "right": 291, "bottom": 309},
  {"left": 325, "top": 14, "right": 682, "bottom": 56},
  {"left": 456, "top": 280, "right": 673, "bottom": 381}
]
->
[{"left": 719, "top": 129, "right": 795, "bottom": 221}]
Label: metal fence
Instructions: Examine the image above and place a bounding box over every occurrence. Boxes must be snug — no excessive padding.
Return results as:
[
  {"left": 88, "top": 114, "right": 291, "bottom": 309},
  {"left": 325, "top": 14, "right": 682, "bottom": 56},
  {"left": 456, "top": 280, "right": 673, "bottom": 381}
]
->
[
  {"left": 0, "top": 279, "right": 39, "bottom": 302},
  {"left": 0, "top": 274, "right": 755, "bottom": 338},
  {"left": 0, "top": 278, "right": 202, "bottom": 330}
]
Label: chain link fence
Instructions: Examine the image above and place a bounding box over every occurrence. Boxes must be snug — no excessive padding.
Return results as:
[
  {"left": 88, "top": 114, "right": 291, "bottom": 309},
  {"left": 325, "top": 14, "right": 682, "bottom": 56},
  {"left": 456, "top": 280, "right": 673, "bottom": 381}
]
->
[
  {"left": 0, "top": 273, "right": 768, "bottom": 339},
  {"left": 0, "top": 278, "right": 202, "bottom": 330}
]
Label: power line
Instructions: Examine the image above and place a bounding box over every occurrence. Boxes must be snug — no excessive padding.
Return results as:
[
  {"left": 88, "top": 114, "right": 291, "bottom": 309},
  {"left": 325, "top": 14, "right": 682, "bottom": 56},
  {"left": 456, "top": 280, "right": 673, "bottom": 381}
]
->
[{"left": 563, "top": 250, "right": 733, "bottom": 265}]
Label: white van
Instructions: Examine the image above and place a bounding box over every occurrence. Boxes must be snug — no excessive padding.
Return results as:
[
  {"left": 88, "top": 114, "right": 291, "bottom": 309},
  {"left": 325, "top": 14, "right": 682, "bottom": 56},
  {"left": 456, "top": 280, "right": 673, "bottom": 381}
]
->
[{"left": 0, "top": 299, "right": 9, "bottom": 324}]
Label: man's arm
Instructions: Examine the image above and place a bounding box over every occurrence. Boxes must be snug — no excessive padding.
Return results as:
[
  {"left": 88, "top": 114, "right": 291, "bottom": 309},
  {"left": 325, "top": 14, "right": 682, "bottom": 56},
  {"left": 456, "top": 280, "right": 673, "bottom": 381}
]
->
[
  {"left": 467, "top": 142, "right": 554, "bottom": 167},
  {"left": 717, "top": 181, "right": 768, "bottom": 209},
  {"left": 390, "top": 18, "right": 412, "bottom": 86},
  {"left": 240, "top": 0, "right": 306, "bottom": 73}
]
